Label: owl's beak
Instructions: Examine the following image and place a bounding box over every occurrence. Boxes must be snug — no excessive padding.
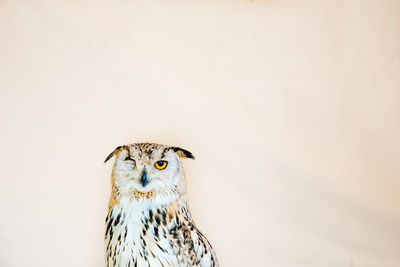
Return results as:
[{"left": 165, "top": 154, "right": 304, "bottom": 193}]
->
[{"left": 141, "top": 169, "right": 149, "bottom": 187}]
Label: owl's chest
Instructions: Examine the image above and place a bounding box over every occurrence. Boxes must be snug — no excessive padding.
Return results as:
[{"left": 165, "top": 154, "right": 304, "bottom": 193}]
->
[{"left": 106, "top": 206, "right": 178, "bottom": 267}]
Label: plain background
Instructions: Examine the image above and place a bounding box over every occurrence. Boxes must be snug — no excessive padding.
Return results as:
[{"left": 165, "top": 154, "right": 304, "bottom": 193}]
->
[{"left": 1, "top": 1, "right": 399, "bottom": 267}]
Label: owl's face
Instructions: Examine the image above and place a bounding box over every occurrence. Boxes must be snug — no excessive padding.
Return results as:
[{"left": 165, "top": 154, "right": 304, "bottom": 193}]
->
[{"left": 105, "top": 143, "right": 194, "bottom": 200}]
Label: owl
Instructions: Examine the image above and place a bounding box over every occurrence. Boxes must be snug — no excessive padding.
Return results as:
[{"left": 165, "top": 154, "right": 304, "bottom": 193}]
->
[{"left": 104, "top": 143, "right": 218, "bottom": 267}]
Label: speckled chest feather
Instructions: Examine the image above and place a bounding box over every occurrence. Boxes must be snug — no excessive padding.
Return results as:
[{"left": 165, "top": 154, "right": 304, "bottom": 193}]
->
[{"left": 105, "top": 200, "right": 217, "bottom": 267}]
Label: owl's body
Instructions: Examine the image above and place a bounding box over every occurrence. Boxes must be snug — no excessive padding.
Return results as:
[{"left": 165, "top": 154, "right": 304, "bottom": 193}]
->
[{"left": 104, "top": 143, "right": 218, "bottom": 267}]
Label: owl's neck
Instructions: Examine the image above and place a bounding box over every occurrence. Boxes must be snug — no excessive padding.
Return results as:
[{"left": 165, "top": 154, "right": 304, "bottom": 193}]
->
[{"left": 108, "top": 184, "right": 189, "bottom": 219}]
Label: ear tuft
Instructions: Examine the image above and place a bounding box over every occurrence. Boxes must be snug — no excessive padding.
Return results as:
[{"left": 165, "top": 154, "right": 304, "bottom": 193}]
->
[
  {"left": 104, "top": 146, "right": 123, "bottom": 163},
  {"left": 170, "top": 146, "right": 195, "bottom": 160}
]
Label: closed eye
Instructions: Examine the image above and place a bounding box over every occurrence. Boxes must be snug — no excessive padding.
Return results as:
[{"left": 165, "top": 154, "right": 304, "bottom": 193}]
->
[{"left": 125, "top": 156, "right": 135, "bottom": 163}]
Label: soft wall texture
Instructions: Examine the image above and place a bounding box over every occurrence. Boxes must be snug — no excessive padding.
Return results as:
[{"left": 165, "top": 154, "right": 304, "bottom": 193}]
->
[{"left": 0, "top": 1, "right": 399, "bottom": 267}]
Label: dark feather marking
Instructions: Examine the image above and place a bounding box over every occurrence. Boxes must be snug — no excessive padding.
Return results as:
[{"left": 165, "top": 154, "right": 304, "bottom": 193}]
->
[
  {"left": 106, "top": 217, "right": 114, "bottom": 236},
  {"left": 160, "top": 148, "right": 167, "bottom": 159},
  {"left": 169, "top": 146, "right": 195, "bottom": 160},
  {"left": 114, "top": 213, "right": 121, "bottom": 226},
  {"left": 104, "top": 146, "right": 122, "bottom": 163},
  {"left": 155, "top": 215, "right": 161, "bottom": 225},
  {"left": 156, "top": 243, "right": 167, "bottom": 253},
  {"left": 154, "top": 226, "right": 159, "bottom": 238}
]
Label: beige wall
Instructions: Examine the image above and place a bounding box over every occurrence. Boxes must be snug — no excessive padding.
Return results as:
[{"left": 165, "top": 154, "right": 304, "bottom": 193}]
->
[{"left": 1, "top": 1, "right": 400, "bottom": 266}]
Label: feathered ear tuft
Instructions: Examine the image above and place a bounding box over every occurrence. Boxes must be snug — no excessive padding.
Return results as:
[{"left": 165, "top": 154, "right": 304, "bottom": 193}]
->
[
  {"left": 104, "top": 146, "right": 123, "bottom": 163},
  {"left": 169, "top": 146, "right": 195, "bottom": 160}
]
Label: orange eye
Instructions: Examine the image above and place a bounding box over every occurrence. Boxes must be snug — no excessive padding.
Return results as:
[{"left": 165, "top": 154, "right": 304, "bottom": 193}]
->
[{"left": 154, "top": 160, "right": 168, "bottom": 170}]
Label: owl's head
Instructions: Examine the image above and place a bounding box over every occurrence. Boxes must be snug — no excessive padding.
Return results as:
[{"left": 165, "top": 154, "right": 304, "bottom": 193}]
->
[{"left": 104, "top": 143, "right": 194, "bottom": 203}]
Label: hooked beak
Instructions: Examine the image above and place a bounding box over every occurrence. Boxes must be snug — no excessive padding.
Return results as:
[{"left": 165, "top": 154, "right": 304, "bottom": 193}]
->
[{"left": 141, "top": 169, "right": 149, "bottom": 187}]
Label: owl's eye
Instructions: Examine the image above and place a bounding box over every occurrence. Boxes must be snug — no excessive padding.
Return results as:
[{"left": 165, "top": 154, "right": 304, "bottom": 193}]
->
[
  {"left": 154, "top": 160, "right": 168, "bottom": 170},
  {"left": 125, "top": 156, "right": 135, "bottom": 162}
]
